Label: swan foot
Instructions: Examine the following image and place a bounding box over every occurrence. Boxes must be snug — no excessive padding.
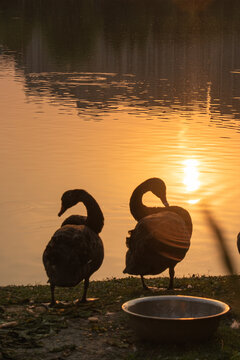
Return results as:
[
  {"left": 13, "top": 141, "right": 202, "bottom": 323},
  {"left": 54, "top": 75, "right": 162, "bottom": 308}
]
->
[
  {"left": 141, "top": 275, "right": 154, "bottom": 291},
  {"left": 74, "top": 298, "right": 87, "bottom": 305},
  {"left": 48, "top": 300, "right": 69, "bottom": 308},
  {"left": 144, "top": 286, "right": 161, "bottom": 292},
  {"left": 49, "top": 301, "right": 56, "bottom": 308},
  {"left": 141, "top": 275, "right": 161, "bottom": 291},
  {"left": 74, "top": 297, "right": 99, "bottom": 305}
]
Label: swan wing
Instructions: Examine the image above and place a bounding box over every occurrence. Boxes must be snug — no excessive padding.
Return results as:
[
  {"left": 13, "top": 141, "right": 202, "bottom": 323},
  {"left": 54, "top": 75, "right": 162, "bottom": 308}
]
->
[
  {"left": 43, "top": 225, "right": 104, "bottom": 287},
  {"left": 137, "top": 211, "right": 190, "bottom": 260},
  {"left": 61, "top": 215, "right": 87, "bottom": 227}
]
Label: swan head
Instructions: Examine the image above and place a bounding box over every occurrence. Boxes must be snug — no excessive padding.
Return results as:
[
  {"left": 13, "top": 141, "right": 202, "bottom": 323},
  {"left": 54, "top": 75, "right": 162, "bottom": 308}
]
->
[
  {"left": 146, "top": 178, "right": 169, "bottom": 207},
  {"left": 58, "top": 189, "right": 84, "bottom": 216}
]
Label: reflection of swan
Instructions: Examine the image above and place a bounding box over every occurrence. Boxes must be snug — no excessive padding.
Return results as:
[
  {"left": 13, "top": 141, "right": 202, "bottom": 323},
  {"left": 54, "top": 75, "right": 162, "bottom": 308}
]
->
[
  {"left": 123, "top": 178, "right": 192, "bottom": 290},
  {"left": 237, "top": 233, "right": 240, "bottom": 253},
  {"left": 43, "top": 189, "right": 104, "bottom": 306}
]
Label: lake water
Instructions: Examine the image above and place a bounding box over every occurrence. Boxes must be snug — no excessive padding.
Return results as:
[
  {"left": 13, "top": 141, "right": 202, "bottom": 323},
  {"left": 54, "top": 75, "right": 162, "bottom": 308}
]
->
[{"left": 0, "top": 0, "right": 240, "bottom": 285}]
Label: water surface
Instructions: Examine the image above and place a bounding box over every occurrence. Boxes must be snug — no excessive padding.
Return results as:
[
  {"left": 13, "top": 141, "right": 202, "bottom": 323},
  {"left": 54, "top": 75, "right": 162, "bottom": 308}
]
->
[{"left": 0, "top": 0, "right": 240, "bottom": 285}]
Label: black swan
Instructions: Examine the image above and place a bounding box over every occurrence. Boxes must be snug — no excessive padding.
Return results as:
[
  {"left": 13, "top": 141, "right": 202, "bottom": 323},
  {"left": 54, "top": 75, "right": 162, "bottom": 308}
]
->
[
  {"left": 43, "top": 189, "right": 104, "bottom": 306},
  {"left": 237, "top": 233, "right": 240, "bottom": 254},
  {"left": 123, "top": 178, "right": 192, "bottom": 290}
]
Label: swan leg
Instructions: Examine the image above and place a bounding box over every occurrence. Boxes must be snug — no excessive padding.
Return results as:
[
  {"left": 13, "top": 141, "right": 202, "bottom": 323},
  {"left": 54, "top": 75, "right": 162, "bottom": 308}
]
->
[
  {"left": 80, "top": 278, "right": 89, "bottom": 303},
  {"left": 141, "top": 275, "right": 149, "bottom": 290},
  {"left": 168, "top": 266, "right": 175, "bottom": 290},
  {"left": 50, "top": 284, "right": 56, "bottom": 307}
]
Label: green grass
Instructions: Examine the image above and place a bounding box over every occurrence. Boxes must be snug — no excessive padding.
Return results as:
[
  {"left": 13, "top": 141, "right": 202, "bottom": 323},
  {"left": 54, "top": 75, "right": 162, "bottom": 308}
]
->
[{"left": 0, "top": 275, "right": 240, "bottom": 360}]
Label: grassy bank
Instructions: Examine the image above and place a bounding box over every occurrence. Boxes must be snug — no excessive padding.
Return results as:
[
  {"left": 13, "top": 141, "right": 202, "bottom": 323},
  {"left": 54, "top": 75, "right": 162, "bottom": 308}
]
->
[{"left": 0, "top": 275, "right": 240, "bottom": 360}]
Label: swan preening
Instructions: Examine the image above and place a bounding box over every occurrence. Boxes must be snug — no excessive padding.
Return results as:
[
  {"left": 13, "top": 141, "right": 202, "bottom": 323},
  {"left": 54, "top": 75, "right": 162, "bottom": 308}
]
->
[
  {"left": 123, "top": 178, "right": 192, "bottom": 290},
  {"left": 43, "top": 179, "right": 192, "bottom": 305},
  {"left": 43, "top": 189, "right": 104, "bottom": 306}
]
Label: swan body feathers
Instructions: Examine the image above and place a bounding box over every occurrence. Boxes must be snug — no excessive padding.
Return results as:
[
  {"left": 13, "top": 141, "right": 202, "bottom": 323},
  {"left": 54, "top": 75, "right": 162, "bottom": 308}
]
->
[
  {"left": 43, "top": 189, "right": 104, "bottom": 305},
  {"left": 61, "top": 215, "right": 87, "bottom": 227},
  {"left": 124, "top": 178, "right": 192, "bottom": 289},
  {"left": 43, "top": 225, "right": 104, "bottom": 287}
]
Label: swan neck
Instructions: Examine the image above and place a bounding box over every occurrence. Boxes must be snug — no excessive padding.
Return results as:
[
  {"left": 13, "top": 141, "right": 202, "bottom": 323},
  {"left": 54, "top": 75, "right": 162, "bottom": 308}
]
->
[
  {"left": 78, "top": 191, "right": 104, "bottom": 234},
  {"left": 129, "top": 186, "right": 150, "bottom": 221}
]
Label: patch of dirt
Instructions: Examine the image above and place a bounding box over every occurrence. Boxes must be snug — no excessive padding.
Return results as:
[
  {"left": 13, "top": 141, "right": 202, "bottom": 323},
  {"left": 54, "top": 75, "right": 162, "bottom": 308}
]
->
[
  {"left": 40, "top": 314, "right": 134, "bottom": 359},
  {"left": 0, "top": 304, "right": 137, "bottom": 360}
]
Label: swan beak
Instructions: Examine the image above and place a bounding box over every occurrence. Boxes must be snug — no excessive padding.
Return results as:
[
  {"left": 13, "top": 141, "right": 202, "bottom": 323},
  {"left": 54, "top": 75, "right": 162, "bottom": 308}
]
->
[
  {"left": 163, "top": 201, "right": 170, "bottom": 207},
  {"left": 58, "top": 205, "right": 66, "bottom": 217}
]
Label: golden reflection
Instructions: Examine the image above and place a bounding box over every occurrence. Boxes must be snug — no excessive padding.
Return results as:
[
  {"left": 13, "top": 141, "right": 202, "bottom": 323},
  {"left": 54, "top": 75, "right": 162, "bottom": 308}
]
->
[
  {"left": 183, "top": 159, "right": 200, "bottom": 191},
  {"left": 183, "top": 159, "right": 201, "bottom": 204},
  {"left": 188, "top": 199, "right": 200, "bottom": 205}
]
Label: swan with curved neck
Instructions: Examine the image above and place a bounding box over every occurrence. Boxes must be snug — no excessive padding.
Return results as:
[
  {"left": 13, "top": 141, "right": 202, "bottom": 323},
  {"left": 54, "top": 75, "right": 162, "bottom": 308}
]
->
[
  {"left": 129, "top": 177, "right": 169, "bottom": 221},
  {"left": 43, "top": 189, "right": 104, "bottom": 306},
  {"left": 124, "top": 178, "right": 192, "bottom": 290},
  {"left": 58, "top": 189, "right": 104, "bottom": 234}
]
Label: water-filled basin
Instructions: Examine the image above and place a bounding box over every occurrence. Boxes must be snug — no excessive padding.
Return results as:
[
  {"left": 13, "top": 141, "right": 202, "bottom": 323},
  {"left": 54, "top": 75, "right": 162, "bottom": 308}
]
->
[{"left": 122, "top": 295, "right": 230, "bottom": 343}]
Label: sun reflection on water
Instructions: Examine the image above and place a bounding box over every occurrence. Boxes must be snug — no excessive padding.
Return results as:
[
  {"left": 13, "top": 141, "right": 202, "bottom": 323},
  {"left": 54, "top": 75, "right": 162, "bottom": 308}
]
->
[
  {"left": 183, "top": 159, "right": 201, "bottom": 204},
  {"left": 188, "top": 198, "right": 200, "bottom": 204}
]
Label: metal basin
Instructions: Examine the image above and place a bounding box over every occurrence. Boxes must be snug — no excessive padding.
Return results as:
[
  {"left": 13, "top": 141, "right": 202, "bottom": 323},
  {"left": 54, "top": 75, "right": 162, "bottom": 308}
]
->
[{"left": 122, "top": 295, "right": 230, "bottom": 343}]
